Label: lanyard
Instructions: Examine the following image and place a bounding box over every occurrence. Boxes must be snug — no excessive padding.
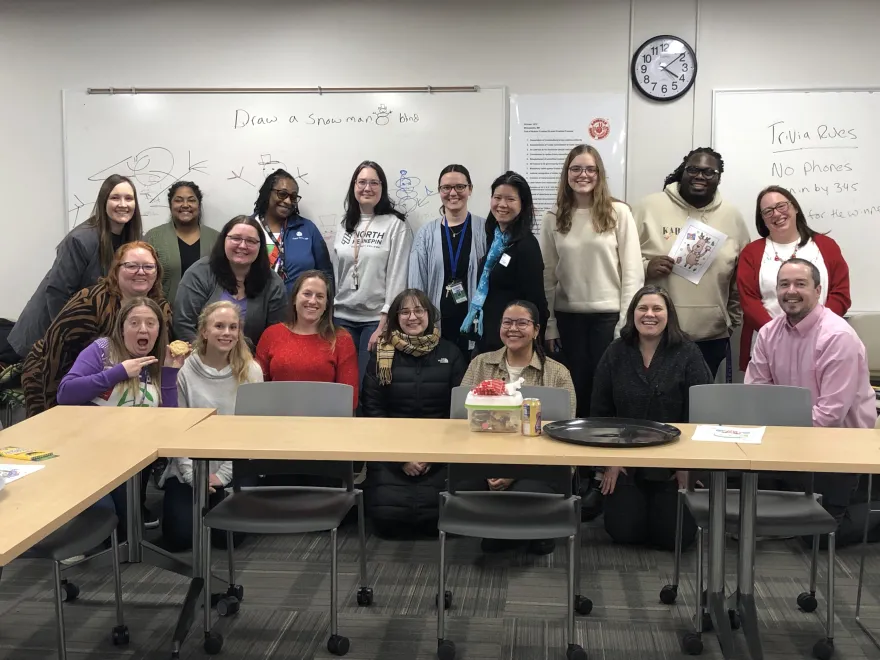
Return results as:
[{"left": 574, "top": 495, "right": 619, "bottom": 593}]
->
[
  {"left": 258, "top": 216, "right": 287, "bottom": 277},
  {"left": 443, "top": 213, "right": 470, "bottom": 276}
]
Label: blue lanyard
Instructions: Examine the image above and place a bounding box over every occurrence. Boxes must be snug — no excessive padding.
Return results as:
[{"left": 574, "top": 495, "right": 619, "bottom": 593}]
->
[{"left": 443, "top": 213, "right": 470, "bottom": 276}]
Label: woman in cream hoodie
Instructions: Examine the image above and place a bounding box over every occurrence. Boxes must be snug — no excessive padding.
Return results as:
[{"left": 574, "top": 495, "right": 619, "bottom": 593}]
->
[
  {"left": 540, "top": 145, "right": 643, "bottom": 417},
  {"left": 633, "top": 147, "right": 750, "bottom": 378}
]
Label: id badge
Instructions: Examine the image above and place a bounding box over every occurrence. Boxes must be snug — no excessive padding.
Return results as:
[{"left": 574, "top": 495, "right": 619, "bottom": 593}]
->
[{"left": 446, "top": 280, "right": 468, "bottom": 304}]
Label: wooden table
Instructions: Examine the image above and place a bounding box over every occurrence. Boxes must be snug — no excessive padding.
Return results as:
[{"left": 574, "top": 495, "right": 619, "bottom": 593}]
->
[{"left": 0, "top": 407, "right": 215, "bottom": 566}]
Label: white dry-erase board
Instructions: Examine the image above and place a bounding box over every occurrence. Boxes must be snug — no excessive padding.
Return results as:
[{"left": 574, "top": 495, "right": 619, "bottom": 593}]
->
[
  {"left": 713, "top": 88, "right": 880, "bottom": 313},
  {"left": 62, "top": 88, "right": 508, "bottom": 242}
]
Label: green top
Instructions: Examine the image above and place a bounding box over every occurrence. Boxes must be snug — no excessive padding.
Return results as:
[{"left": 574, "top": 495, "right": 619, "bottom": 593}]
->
[{"left": 144, "top": 221, "right": 219, "bottom": 306}]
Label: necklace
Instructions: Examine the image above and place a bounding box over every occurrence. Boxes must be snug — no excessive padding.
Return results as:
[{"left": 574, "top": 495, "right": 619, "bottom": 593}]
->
[{"left": 770, "top": 239, "right": 799, "bottom": 262}]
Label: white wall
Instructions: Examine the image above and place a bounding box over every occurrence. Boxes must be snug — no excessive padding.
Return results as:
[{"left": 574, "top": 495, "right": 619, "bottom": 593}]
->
[{"left": 2, "top": 0, "right": 879, "bottom": 325}]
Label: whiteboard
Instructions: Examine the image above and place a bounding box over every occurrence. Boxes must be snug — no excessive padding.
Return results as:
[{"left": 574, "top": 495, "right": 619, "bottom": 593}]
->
[
  {"left": 63, "top": 89, "right": 507, "bottom": 242},
  {"left": 713, "top": 89, "right": 880, "bottom": 312}
]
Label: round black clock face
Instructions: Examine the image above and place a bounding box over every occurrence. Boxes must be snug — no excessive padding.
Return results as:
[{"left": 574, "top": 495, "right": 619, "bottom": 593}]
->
[{"left": 631, "top": 35, "right": 697, "bottom": 102}]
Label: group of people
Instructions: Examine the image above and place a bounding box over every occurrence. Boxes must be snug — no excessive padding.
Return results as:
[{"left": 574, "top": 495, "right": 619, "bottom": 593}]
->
[{"left": 3, "top": 143, "right": 874, "bottom": 554}]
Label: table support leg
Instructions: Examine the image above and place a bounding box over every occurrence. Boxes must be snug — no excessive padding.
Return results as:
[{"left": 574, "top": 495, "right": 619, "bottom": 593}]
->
[
  {"left": 125, "top": 472, "right": 144, "bottom": 563},
  {"left": 170, "top": 459, "right": 209, "bottom": 658},
  {"left": 708, "top": 471, "right": 735, "bottom": 657},
  {"left": 737, "top": 472, "right": 763, "bottom": 660},
  {"left": 856, "top": 474, "right": 880, "bottom": 649}
]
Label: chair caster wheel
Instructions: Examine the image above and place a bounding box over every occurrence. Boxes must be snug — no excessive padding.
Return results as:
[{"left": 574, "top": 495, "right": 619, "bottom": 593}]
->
[
  {"left": 204, "top": 631, "right": 223, "bottom": 655},
  {"left": 813, "top": 638, "right": 834, "bottom": 660},
  {"left": 798, "top": 591, "right": 818, "bottom": 613},
  {"left": 566, "top": 643, "right": 588, "bottom": 660},
  {"left": 728, "top": 609, "right": 741, "bottom": 630},
  {"left": 217, "top": 596, "right": 240, "bottom": 617},
  {"left": 111, "top": 624, "right": 130, "bottom": 646},
  {"left": 61, "top": 580, "right": 79, "bottom": 602},
  {"left": 435, "top": 590, "right": 452, "bottom": 609},
  {"left": 437, "top": 638, "right": 456, "bottom": 660},
  {"left": 574, "top": 594, "right": 593, "bottom": 616},
  {"left": 660, "top": 584, "right": 678, "bottom": 605},
  {"left": 357, "top": 586, "right": 374, "bottom": 606},
  {"left": 682, "top": 632, "right": 703, "bottom": 655},
  {"left": 327, "top": 634, "right": 350, "bottom": 656},
  {"left": 695, "top": 611, "right": 712, "bottom": 632},
  {"left": 227, "top": 584, "right": 244, "bottom": 601}
]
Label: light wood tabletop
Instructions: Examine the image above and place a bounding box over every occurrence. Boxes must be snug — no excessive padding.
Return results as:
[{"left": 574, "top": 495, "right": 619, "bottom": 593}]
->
[
  {"left": 735, "top": 425, "right": 880, "bottom": 473},
  {"left": 0, "top": 406, "right": 215, "bottom": 566},
  {"left": 160, "top": 416, "right": 752, "bottom": 469}
]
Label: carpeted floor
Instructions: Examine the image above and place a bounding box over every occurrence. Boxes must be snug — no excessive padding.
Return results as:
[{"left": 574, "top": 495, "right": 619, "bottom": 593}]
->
[{"left": 3, "top": 499, "right": 880, "bottom": 659}]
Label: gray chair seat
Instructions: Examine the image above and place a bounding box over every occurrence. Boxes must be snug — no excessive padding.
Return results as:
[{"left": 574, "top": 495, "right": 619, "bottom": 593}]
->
[
  {"left": 203, "top": 487, "right": 356, "bottom": 534},
  {"left": 438, "top": 491, "right": 579, "bottom": 540},
  {"left": 684, "top": 489, "right": 837, "bottom": 537},
  {"left": 28, "top": 507, "right": 118, "bottom": 562}
]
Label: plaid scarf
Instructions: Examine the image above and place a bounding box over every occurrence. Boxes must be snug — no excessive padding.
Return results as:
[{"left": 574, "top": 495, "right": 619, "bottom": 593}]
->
[{"left": 377, "top": 328, "right": 441, "bottom": 385}]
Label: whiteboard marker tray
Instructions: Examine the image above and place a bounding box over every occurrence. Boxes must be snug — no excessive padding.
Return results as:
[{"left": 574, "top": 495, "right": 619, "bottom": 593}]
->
[{"left": 543, "top": 418, "right": 681, "bottom": 448}]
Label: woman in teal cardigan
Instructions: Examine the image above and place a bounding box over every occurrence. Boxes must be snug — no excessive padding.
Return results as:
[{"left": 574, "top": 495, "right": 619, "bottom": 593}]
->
[{"left": 145, "top": 181, "right": 219, "bottom": 306}]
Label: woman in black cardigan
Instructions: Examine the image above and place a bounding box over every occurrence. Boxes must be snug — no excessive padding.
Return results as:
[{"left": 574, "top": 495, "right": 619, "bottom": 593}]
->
[
  {"left": 591, "top": 285, "right": 711, "bottom": 551},
  {"left": 361, "top": 288, "right": 466, "bottom": 537}
]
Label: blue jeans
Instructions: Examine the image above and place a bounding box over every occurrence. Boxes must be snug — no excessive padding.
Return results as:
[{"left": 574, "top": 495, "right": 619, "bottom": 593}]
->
[{"left": 333, "top": 318, "right": 380, "bottom": 390}]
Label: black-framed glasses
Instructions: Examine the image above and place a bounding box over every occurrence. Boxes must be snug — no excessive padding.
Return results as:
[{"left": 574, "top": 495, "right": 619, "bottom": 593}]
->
[
  {"left": 684, "top": 166, "right": 720, "bottom": 180},
  {"left": 500, "top": 318, "right": 535, "bottom": 330},
  {"left": 226, "top": 235, "right": 261, "bottom": 247},
  {"left": 273, "top": 189, "right": 301, "bottom": 203},
  {"left": 569, "top": 165, "right": 598, "bottom": 176},
  {"left": 438, "top": 184, "right": 470, "bottom": 194},
  {"left": 119, "top": 262, "right": 157, "bottom": 274},
  {"left": 760, "top": 201, "right": 791, "bottom": 219}
]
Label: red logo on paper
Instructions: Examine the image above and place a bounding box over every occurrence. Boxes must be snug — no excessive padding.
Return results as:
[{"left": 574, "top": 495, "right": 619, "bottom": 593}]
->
[{"left": 589, "top": 118, "right": 610, "bottom": 140}]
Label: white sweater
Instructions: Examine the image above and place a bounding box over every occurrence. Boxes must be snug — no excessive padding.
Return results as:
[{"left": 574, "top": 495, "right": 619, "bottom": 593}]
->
[
  {"left": 160, "top": 353, "right": 263, "bottom": 487},
  {"left": 333, "top": 213, "right": 413, "bottom": 322},
  {"left": 539, "top": 202, "right": 644, "bottom": 339}
]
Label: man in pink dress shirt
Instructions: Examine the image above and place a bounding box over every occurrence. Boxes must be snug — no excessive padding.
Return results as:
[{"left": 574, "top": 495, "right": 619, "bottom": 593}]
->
[{"left": 746, "top": 258, "right": 876, "bottom": 531}]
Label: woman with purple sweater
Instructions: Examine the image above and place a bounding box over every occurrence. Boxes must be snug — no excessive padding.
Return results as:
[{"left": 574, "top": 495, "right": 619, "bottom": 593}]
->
[{"left": 58, "top": 296, "right": 189, "bottom": 544}]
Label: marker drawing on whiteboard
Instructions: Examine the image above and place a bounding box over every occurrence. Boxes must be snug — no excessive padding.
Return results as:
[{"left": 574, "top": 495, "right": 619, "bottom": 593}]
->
[
  {"left": 258, "top": 154, "right": 287, "bottom": 178},
  {"left": 68, "top": 194, "right": 87, "bottom": 226},
  {"left": 393, "top": 169, "right": 438, "bottom": 215},
  {"left": 227, "top": 167, "right": 255, "bottom": 187}
]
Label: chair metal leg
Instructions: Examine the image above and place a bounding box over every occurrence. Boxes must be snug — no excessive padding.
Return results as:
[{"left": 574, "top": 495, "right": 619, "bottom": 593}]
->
[
  {"left": 809, "top": 534, "right": 820, "bottom": 595},
  {"left": 695, "top": 526, "right": 704, "bottom": 634},
  {"left": 438, "top": 530, "right": 447, "bottom": 640},
  {"left": 110, "top": 529, "right": 125, "bottom": 626},
  {"left": 330, "top": 527, "right": 339, "bottom": 636},
  {"left": 826, "top": 531, "right": 836, "bottom": 641},
  {"left": 566, "top": 534, "right": 575, "bottom": 644},
  {"left": 52, "top": 561, "right": 67, "bottom": 660},
  {"left": 356, "top": 490, "right": 369, "bottom": 586},
  {"left": 673, "top": 490, "right": 684, "bottom": 587},
  {"left": 204, "top": 527, "right": 213, "bottom": 635},
  {"left": 226, "top": 531, "right": 235, "bottom": 586}
]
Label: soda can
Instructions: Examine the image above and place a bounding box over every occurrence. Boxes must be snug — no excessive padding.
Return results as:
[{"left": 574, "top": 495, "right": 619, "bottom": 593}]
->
[{"left": 521, "top": 398, "right": 542, "bottom": 436}]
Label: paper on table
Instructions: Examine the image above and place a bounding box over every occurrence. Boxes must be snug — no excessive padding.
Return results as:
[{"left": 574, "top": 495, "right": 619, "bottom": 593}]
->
[
  {"left": 0, "top": 463, "right": 45, "bottom": 484},
  {"left": 692, "top": 425, "right": 765, "bottom": 444},
  {"left": 668, "top": 218, "right": 728, "bottom": 285}
]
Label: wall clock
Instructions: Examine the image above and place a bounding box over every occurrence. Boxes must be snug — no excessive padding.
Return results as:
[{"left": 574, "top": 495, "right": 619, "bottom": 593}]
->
[{"left": 631, "top": 35, "right": 697, "bottom": 102}]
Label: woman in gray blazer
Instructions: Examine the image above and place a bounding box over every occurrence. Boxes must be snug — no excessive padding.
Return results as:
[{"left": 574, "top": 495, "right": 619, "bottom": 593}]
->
[
  {"left": 145, "top": 181, "right": 219, "bottom": 307},
  {"left": 173, "top": 215, "right": 286, "bottom": 347}
]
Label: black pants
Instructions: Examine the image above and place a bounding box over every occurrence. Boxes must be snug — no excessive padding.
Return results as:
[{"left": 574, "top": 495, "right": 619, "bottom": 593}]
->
[
  {"left": 696, "top": 338, "right": 729, "bottom": 380},
  {"left": 555, "top": 311, "right": 618, "bottom": 417},
  {"left": 603, "top": 470, "right": 696, "bottom": 551},
  {"left": 161, "top": 477, "right": 245, "bottom": 552},
  {"left": 107, "top": 465, "right": 153, "bottom": 543}
]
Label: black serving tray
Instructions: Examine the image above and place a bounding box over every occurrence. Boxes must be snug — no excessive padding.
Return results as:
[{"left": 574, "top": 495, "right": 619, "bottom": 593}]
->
[{"left": 542, "top": 417, "right": 681, "bottom": 448}]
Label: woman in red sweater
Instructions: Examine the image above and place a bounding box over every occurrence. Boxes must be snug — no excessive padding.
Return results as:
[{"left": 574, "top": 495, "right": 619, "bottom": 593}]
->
[
  {"left": 737, "top": 185, "right": 851, "bottom": 371},
  {"left": 255, "top": 270, "right": 359, "bottom": 408}
]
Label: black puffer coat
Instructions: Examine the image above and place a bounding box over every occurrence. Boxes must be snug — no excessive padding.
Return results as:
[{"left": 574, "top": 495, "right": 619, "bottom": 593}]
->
[{"left": 361, "top": 338, "right": 466, "bottom": 524}]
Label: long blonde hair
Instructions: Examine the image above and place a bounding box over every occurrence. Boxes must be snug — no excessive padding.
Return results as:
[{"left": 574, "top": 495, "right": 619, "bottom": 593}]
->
[
  {"left": 194, "top": 301, "right": 257, "bottom": 384},
  {"left": 107, "top": 297, "right": 168, "bottom": 405},
  {"left": 553, "top": 144, "right": 617, "bottom": 235}
]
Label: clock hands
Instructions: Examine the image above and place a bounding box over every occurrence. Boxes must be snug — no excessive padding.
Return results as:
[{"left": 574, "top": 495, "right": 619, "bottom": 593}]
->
[{"left": 659, "top": 61, "right": 679, "bottom": 78}]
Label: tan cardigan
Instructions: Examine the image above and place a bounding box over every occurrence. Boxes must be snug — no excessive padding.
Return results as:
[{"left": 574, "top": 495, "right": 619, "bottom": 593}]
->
[{"left": 460, "top": 347, "right": 577, "bottom": 417}]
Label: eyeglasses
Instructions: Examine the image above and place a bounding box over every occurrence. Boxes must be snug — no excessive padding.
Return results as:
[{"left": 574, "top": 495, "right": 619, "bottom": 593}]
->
[
  {"left": 569, "top": 166, "right": 598, "bottom": 176},
  {"left": 119, "top": 262, "right": 157, "bottom": 274},
  {"left": 501, "top": 318, "right": 535, "bottom": 330},
  {"left": 356, "top": 179, "right": 382, "bottom": 190},
  {"left": 684, "top": 166, "right": 720, "bottom": 180},
  {"left": 760, "top": 201, "right": 791, "bottom": 219},
  {"left": 125, "top": 318, "right": 158, "bottom": 330},
  {"left": 273, "top": 189, "right": 301, "bottom": 203},
  {"left": 398, "top": 307, "right": 428, "bottom": 318},
  {"left": 438, "top": 184, "right": 470, "bottom": 194},
  {"left": 226, "top": 235, "right": 260, "bottom": 247}
]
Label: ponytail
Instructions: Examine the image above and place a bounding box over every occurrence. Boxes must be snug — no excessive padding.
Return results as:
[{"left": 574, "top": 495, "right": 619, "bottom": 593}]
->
[{"left": 533, "top": 338, "right": 547, "bottom": 386}]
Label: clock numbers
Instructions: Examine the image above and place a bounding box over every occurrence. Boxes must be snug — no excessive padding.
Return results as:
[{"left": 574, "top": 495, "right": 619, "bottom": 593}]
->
[{"left": 631, "top": 35, "right": 697, "bottom": 102}]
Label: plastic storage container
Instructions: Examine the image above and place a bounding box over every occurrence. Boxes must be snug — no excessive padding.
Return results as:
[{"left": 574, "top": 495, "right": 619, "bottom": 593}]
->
[{"left": 465, "top": 391, "right": 523, "bottom": 433}]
